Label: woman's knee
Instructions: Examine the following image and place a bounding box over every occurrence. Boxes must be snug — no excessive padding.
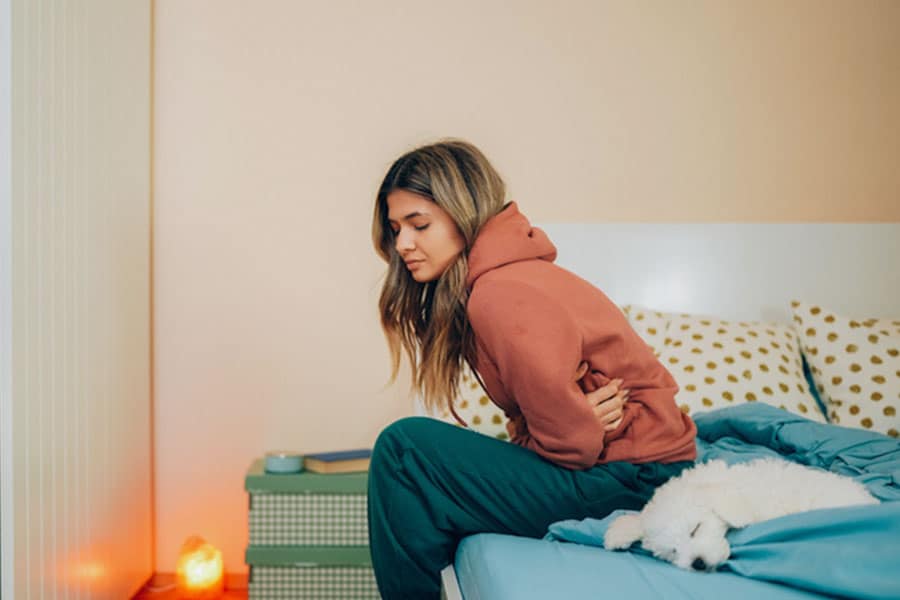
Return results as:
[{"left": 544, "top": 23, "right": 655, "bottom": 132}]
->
[{"left": 372, "top": 416, "right": 441, "bottom": 461}]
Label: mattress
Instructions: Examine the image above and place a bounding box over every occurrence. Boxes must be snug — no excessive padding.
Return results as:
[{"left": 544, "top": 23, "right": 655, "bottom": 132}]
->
[{"left": 454, "top": 532, "right": 827, "bottom": 600}]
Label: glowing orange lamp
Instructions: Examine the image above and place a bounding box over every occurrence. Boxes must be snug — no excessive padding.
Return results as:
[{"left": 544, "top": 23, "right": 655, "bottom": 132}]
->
[{"left": 175, "top": 535, "right": 225, "bottom": 599}]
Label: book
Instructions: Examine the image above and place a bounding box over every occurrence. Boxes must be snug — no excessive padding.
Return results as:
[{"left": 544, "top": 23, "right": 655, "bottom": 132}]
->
[
  {"left": 245, "top": 458, "right": 368, "bottom": 493},
  {"left": 303, "top": 448, "right": 372, "bottom": 474}
]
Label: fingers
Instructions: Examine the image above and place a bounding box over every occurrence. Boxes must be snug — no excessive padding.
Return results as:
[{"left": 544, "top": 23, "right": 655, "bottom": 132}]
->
[
  {"left": 587, "top": 379, "right": 626, "bottom": 406},
  {"left": 604, "top": 416, "right": 624, "bottom": 432},
  {"left": 574, "top": 361, "right": 589, "bottom": 381},
  {"left": 596, "top": 402, "right": 624, "bottom": 431},
  {"left": 594, "top": 394, "right": 627, "bottom": 420},
  {"left": 592, "top": 388, "right": 629, "bottom": 430},
  {"left": 581, "top": 375, "right": 631, "bottom": 431},
  {"left": 580, "top": 373, "right": 631, "bottom": 434}
]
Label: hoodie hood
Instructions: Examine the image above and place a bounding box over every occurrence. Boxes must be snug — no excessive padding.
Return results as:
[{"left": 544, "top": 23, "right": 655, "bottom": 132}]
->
[{"left": 465, "top": 201, "right": 557, "bottom": 290}]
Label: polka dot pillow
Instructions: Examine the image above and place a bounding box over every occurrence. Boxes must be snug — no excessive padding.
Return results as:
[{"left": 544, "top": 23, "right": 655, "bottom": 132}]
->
[
  {"left": 791, "top": 301, "right": 899, "bottom": 438},
  {"left": 622, "top": 304, "right": 669, "bottom": 357},
  {"left": 657, "top": 311, "right": 826, "bottom": 422},
  {"left": 435, "top": 363, "right": 510, "bottom": 440}
]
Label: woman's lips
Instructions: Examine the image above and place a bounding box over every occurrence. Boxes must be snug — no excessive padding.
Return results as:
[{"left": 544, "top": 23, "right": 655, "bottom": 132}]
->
[{"left": 405, "top": 259, "right": 424, "bottom": 270}]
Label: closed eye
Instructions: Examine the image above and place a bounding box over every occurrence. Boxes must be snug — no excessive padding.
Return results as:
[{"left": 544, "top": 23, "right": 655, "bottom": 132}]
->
[
  {"left": 690, "top": 523, "right": 701, "bottom": 538},
  {"left": 389, "top": 224, "right": 430, "bottom": 235},
  {"left": 391, "top": 223, "right": 431, "bottom": 237}
]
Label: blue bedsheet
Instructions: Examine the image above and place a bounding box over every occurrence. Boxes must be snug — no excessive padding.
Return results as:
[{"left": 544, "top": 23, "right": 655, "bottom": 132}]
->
[
  {"left": 694, "top": 403, "right": 900, "bottom": 501},
  {"left": 544, "top": 404, "right": 900, "bottom": 600},
  {"left": 456, "top": 531, "right": 830, "bottom": 600}
]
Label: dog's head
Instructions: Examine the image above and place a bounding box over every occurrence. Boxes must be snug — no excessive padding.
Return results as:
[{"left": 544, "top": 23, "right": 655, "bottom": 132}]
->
[
  {"left": 604, "top": 460, "right": 749, "bottom": 572},
  {"left": 641, "top": 499, "right": 732, "bottom": 572}
]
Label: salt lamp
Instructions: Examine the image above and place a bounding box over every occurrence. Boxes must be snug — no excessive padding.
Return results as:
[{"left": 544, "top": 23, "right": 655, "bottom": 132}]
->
[{"left": 175, "top": 535, "right": 224, "bottom": 599}]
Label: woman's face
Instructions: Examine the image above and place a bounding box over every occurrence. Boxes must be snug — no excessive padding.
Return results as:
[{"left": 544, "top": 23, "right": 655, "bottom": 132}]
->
[{"left": 386, "top": 189, "right": 465, "bottom": 283}]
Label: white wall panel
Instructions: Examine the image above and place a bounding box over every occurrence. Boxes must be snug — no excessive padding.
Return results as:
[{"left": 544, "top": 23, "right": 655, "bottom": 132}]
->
[{"left": 2, "top": 1, "right": 153, "bottom": 597}]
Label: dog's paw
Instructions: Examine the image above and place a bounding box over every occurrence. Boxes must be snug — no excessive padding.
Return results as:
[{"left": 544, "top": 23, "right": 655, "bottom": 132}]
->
[{"left": 603, "top": 513, "right": 643, "bottom": 550}]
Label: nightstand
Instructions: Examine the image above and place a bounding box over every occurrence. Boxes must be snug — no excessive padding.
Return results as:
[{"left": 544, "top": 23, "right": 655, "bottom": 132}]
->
[{"left": 244, "top": 459, "right": 380, "bottom": 598}]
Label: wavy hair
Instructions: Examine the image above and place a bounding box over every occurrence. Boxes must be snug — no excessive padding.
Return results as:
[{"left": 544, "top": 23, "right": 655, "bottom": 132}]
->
[{"left": 372, "top": 139, "right": 507, "bottom": 415}]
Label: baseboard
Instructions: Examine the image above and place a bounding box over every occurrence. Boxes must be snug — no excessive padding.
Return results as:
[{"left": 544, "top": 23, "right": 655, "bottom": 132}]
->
[{"left": 137, "top": 571, "right": 249, "bottom": 592}]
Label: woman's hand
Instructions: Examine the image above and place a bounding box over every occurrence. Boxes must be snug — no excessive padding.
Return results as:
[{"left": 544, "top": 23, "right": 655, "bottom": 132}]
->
[{"left": 575, "top": 361, "right": 630, "bottom": 432}]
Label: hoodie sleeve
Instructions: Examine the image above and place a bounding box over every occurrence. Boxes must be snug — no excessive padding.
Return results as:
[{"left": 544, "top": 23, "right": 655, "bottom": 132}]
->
[{"left": 467, "top": 279, "right": 606, "bottom": 470}]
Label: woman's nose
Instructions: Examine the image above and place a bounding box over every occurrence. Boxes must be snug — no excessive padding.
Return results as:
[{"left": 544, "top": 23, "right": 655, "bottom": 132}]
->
[{"left": 395, "top": 231, "right": 415, "bottom": 253}]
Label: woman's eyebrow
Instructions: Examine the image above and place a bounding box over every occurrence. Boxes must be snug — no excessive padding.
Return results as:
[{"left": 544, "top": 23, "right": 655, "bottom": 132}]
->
[{"left": 388, "top": 211, "right": 429, "bottom": 223}]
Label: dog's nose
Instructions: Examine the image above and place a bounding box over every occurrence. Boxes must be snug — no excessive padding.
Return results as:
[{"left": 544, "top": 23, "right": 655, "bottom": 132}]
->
[{"left": 691, "top": 558, "right": 707, "bottom": 571}]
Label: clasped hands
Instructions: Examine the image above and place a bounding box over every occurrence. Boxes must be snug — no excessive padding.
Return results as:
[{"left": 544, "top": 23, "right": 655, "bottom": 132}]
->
[{"left": 575, "top": 361, "right": 629, "bottom": 432}]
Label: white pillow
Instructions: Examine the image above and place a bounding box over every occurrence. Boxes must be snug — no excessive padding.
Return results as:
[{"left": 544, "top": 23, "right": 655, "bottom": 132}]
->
[
  {"left": 622, "top": 304, "right": 669, "bottom": 357},
  {"left": 791, "top": 300, "right": 899, "bottom": 438},
  {"left": 434, "top": 363, "right": 509, "bottom": 440},
  {"left": 656, "top": 311, "right": 826, "bottom": 422}
]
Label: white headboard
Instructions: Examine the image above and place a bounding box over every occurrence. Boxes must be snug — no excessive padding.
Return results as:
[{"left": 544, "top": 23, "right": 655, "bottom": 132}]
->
[{"left": 536, "top": 223, "right": 900, "bottom": 324}]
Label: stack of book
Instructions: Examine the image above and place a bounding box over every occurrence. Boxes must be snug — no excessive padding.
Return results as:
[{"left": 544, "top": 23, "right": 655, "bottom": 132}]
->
[{"left": 244, "top": 448, "right": 379, "bottom": 599}]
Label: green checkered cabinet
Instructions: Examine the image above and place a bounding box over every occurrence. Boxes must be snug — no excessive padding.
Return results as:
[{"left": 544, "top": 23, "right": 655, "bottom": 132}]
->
[{"left": 244, "top": 459, "right": 381, "bottom": 599}]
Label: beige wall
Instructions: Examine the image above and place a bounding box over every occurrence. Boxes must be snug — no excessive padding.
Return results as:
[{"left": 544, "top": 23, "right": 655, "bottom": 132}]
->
[
  {"left": 4, "top": 0, "right": 152, "bottom": 597},
  {"left": 153, "top": 0, "right": 900, "bottom": 574}
]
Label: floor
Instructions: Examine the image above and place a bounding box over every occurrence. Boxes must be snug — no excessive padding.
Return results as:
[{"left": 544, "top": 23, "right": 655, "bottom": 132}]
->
[{"left": 131, "top": 574, "right": 248, "bottom": 599}]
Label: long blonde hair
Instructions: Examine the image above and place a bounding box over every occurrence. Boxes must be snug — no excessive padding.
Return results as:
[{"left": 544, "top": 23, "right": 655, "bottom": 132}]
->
[{"left": 372, "top": 139, "right": 507, "bottom": 414}]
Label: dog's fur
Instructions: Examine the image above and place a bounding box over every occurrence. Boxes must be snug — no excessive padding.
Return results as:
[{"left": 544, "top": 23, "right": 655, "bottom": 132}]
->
[{"left": 604, "top": 458, "right": 879, "bottom": 571}]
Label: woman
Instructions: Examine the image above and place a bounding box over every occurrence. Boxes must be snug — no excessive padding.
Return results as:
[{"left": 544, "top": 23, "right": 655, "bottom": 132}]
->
[{"left": 369, "top": 139, "right": 696, "bottom": 599}]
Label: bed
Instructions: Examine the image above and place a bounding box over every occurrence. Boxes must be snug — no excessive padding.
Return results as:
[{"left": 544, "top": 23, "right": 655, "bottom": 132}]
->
[{"left": 436, "top": 223, "right": 900, "bottom": 600}]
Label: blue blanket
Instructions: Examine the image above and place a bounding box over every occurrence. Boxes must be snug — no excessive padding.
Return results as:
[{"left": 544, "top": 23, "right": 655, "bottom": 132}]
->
[{"left": 544, "top": 404, "right": 900, "bottom": 600}]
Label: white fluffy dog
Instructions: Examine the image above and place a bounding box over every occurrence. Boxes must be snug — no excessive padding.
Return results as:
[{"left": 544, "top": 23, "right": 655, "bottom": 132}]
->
[{"left": 604, "top": 458, "right": 879, "bottom": 572}]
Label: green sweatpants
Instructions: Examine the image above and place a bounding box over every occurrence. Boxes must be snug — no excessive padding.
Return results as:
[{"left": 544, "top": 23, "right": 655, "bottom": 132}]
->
[{"left": 367, "top": 416, "right": 692, "bottom": 599}]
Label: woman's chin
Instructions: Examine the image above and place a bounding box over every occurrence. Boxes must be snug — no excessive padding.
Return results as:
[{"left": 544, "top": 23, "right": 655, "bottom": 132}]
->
[{"left": 409, "top": 267, "right": 435, "bottom": 283}]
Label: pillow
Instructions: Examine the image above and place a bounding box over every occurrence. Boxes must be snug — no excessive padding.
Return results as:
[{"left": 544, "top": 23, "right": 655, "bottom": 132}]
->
[
  {"left": 621, "top": 304, "right": 669, "bottom": 357},
  {"left": 656, "top": 311, "right": 826, "bottom": 422},
  {"left": 434, "top": 363, "right": 510, "bottom": 440},
  {"left": 791, "top": 300, "right": 899, "bottom": 438}
]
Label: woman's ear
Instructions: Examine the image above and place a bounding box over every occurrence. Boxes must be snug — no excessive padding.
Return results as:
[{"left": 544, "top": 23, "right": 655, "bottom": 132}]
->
[{"left": 604, "top": 513, "right": 644, "bottom": 550}]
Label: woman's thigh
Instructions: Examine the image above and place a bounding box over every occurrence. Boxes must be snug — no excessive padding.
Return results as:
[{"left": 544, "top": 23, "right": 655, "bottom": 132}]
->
[{"left": 370, "top": 416, "right": 687, "bottom": 539}]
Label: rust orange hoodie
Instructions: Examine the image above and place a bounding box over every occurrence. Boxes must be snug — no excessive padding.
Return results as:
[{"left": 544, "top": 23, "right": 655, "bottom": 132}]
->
[{"left": 464, "top": 202, "right": 697, "bottom": 470}]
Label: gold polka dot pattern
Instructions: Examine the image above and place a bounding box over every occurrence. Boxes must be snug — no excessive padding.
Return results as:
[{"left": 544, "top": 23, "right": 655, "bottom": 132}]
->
[
  {"left": 657, "top": 311, "right": 826, "bottom": 422},
  {"left": 791, "top": 300, "right": 899, "bottom": 438},
  {"left": 435, "top": 363, "right": 510, "bottom": 440},
  {"left": 622, "top": 304, "right": 669, "bottom": 358}
]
